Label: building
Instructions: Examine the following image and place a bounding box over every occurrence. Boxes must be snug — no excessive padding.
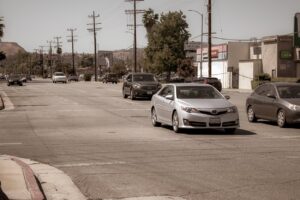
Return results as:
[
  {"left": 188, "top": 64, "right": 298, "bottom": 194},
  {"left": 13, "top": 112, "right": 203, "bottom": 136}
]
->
[{"left": 196, "top": 42, "right": 250, "bottom": 88}]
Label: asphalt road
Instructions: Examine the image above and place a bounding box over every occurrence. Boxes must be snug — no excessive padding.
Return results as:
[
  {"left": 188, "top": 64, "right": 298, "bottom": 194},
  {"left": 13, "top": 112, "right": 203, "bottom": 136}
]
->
[{"left": 0, "top": 79, "right": 300, "bottom": 200}]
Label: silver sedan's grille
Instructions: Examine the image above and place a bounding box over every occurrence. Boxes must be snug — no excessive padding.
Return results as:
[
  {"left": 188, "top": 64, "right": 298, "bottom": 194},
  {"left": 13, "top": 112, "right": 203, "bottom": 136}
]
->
[{"left": 198, "top": 109, "right": 227, "bottom": 116}]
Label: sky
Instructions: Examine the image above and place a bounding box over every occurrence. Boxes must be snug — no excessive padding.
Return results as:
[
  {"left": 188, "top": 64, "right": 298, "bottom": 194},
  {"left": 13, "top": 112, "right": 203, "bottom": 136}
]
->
[{"left": 0, "top": 0, "right": 300, "bottom": 53}]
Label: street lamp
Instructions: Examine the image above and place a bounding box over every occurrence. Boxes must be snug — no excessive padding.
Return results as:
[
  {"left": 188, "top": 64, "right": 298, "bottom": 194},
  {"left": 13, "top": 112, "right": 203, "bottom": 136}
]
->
[{"left": 188, "top": 9, "right": 204, "bottom": 77}]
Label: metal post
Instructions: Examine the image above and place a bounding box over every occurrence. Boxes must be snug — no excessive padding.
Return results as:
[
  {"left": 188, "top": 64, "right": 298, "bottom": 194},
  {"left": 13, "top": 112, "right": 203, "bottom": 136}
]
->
[
  {"left": 208, "top": 0, "right": 212, "bottom": 77},
  {"left": 133, "top": 0, "right": 137, "bottom": 73}
]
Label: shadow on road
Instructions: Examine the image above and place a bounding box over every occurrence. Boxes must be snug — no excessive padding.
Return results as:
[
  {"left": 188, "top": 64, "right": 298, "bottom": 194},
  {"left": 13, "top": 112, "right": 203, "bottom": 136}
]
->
[
  {"left": 161, "top": 125, "right": 257, "bottom": 136},
  {"left": 256, "top": 120, "right": 300, "bottom": 129}
]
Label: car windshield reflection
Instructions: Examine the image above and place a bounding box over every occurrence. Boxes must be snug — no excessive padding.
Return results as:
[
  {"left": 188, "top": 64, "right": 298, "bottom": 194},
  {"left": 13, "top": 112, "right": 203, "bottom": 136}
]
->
[
  {"left": 176, "top": 86, "right": 223, "bottom": 99},
  {"left": 277, "top": 85, "right": 300, "bottom": 99}
]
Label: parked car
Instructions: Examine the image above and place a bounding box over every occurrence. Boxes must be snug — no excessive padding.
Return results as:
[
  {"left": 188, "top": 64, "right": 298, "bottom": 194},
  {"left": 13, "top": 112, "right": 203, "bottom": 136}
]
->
[
  {"left": 122, "top": 73, "right": 162, "bottom": 100},
  {"left": 52, "top": 72, "right": 67, "bottom": 83},
  {"left": 192, "top": 77, "right": 222, "bottom": 92},
  {"left": 26, "top": 74, "right": 32, "bottom": 81},
  {"left": 246, "top": 82, "right": 300, "bottom": 127},
  {"left": 102, "top": 73, "right": 118, "bottom": 84},
  {"left": 68, "top": 74, "right": 79, "bottom": 82},
  {"left": 151, "top": 83, "right": 239, "bottom": 133},
  {"left": 7, "top": 74, "right": 23, "bottom": 86}
]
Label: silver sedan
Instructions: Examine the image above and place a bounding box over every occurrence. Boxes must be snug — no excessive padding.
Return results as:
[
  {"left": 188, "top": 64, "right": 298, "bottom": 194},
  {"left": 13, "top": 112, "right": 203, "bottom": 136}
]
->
[{"left": 150, "top": 83, "right": 239, "bottom": 133}]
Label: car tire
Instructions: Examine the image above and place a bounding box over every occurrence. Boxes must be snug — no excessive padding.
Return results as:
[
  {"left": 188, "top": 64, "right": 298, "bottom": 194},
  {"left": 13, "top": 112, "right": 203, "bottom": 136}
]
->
[
  {"left": 247, "top": 106, "right": 257, "bottom": 122},
  {"left": 123, "top": 88, "right": 128, "bottom": 99},
  {"left": 151, "top": 107, "right": 161, "bottom": 127},
  {"left": 7, "top": 83, "right": 10, "bottom": 86},
  {"left": 172, "top": 111, "right": 181, "bottom": 133},
  {"left": 277, "top": 109, "right": 286, "bottom": 128},
  {"left": 131, "top": 89, "right": 136, "bottom": 100},
  {"left": 224, "top": 128, "right": 236, "bottom": 134}
]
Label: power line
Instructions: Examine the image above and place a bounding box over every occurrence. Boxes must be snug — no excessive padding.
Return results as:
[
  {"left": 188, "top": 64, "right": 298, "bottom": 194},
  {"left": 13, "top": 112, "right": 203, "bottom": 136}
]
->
[
  {"left": 125, "top": 0, "right": 144, "bottom": 73},
  {"left": 87, "top": 11, "right": 101, "bottom": 81}
]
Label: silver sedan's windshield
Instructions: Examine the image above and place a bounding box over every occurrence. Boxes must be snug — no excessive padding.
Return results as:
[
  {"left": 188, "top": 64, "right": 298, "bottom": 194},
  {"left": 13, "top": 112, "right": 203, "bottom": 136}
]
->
[
  {"left": 176, "top": 86, "right": 223, "bottom": 99},
  {"left": 277, "top": 85, "right": 300, "bottom": 98}
]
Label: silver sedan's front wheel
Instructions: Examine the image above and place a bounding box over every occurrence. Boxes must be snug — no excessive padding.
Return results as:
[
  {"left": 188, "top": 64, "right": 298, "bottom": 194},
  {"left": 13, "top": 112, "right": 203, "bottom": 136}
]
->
[
  {"left": 277, "top": 109, "right": 286, "bottom": 128},
  {"left": 172, "top": 111, "right": 180, "bottom": 133},
  {"left": 151, "top": 108, "right": 161, "bottom": 127}
]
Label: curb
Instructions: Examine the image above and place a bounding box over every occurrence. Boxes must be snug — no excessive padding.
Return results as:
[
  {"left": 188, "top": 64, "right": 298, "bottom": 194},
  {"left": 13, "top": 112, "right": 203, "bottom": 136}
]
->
[
  {"left": 11, "top": 157, "right": 45, "bottom": 200},
  {"left": 2, "top": 156, "right": 87, "bottom": 200}
]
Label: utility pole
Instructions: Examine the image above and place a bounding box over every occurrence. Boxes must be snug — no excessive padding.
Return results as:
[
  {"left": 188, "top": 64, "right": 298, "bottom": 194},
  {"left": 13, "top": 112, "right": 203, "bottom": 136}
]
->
[
  {"left": 47, "top": 40, "right": 54, "bottom": 76},
  {"left": 88, "top": 11, "right": 101, "bottom": 81},
  {"left": 54, "top": 36, "right": 62, "bottom": 72},
  {"left": 39, "top": 45, "right": 46, "bottom": 78},
  {"left": 208, "top": 0, "right": 212, "bottom": 77},
  {"left": 125, "top": 0, "right": 144, "bottom": 73},
  {"left": 67, "top": 29, "right": 77, "bottom": 75}
]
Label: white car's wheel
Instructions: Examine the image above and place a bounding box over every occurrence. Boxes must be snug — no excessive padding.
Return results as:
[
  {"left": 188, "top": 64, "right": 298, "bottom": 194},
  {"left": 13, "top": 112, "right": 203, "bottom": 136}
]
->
[
  {"left": 172, "top": 111, "right": 180, "bottom": 133},
  {"left": 151, "top": 107, "right": 161, "bottom": 127}
]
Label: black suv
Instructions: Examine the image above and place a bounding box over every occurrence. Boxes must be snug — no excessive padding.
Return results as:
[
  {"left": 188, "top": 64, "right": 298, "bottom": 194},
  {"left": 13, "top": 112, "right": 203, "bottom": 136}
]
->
[
  {"left": 102, "top": 73, "right": 118, "bottom": 84},
  {"left": 7, "top": 74, "right": 23, "bottom": 86},
  {"left": 192, "top": 77, "right": 222, "bottom": 92},
  {"left": 122, "top": 73, "right": 162, "bottom": 100}
]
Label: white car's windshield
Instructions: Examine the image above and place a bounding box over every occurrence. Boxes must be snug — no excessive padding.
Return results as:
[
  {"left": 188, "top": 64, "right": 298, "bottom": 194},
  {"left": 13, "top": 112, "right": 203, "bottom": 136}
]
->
[
  {"left": 177, "top": 86, "right": 223, "bottom": 99},
  {"left": 54, "top": 72, "right": 65, "bottom": 76}
]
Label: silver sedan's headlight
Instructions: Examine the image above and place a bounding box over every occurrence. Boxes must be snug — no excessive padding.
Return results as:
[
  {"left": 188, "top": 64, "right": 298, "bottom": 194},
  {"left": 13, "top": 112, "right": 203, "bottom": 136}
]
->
[
  {"left": 181, "top": 106, "right": 198, "bottom": 113},
  {"left": 227, "top": 106, "right": 237, "bottom": 113},
  {"left": 288, "top": 104, "right": 300, "bottom": 111}
]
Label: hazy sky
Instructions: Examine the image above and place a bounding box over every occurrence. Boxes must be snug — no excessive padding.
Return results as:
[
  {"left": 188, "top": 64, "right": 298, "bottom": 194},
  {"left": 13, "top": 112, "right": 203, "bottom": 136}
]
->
[{"left": 1, "top": 0, "right": 299, "bottom": 53}]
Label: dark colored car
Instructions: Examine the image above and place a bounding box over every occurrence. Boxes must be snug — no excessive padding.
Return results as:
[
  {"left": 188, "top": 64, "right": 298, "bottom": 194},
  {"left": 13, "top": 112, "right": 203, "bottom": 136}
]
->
[
  {"left": 103, "top": 73, "right": 118, "bottom": 84},
  {"left": 246, "top": 82, "right": 300, "bottom": 127},
  {"left": 68, "top": 74, "right": 79, "bottom": 82},
  {"left": 192, "top": 77, "right": 222, "bottom": 92},
  {"left": 7, "top": 74, "right": 23, "bottom": 86},
  {"left": 122, "top": 73, "right": 162, "bottom": 100}
]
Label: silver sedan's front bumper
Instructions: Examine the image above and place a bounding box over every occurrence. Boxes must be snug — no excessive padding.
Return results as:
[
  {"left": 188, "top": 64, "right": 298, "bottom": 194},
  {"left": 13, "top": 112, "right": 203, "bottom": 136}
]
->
[{"left": 179, "top": 111, "right": 239, "bottom": 129}]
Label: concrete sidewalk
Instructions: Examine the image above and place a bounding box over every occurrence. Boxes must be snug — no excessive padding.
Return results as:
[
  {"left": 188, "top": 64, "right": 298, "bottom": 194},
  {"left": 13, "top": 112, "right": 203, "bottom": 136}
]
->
[{"left": 0, "top": 155, "right": 86, "bottom": 200}]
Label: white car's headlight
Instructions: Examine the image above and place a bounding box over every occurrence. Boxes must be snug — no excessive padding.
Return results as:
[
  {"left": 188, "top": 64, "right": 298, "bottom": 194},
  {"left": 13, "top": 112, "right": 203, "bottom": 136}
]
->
[
  {"left": 288, "top": 104, "right": 300, "bottom": 111},
  {"left": 227, "top": 106, "right": 237, "bottom": 113},
  {"left": 181, "top": 107, "right": 198, "bottom": 113}
]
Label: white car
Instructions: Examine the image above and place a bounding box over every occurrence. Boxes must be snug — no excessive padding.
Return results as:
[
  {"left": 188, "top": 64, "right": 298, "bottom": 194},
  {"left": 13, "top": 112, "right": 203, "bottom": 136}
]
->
[
  {"left": 150, "top": 83, "right": 239, "bottom": 133},
  {"left": 52, "top": 72, "right": 67, "bottom": 83}
]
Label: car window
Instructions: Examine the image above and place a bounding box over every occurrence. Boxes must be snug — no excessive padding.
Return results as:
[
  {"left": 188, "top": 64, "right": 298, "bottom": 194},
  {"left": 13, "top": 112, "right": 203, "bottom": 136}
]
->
[
  {"left": 159, "top": 86, "right": 174, "bottom": 97},
  {"left": 133, "top": 74, "right": 155, "bottom": 82},
  {"left": 277, "top": 85, "right": 300, "bottom": 98},
  {"left": 55, "top": 72, "right": 64, "bottom": 76},
  {"left": 177, "top": 86, "right": 222, "bottom": 99},
  {"left": 255, "top": 84, "right": 270, "bottom": 96}
]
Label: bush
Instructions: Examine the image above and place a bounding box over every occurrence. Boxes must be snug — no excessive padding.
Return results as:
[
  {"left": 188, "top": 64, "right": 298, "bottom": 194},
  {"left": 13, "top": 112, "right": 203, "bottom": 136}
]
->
[{"left": 84, "top": 73, "right": 92, "bottom": 81}]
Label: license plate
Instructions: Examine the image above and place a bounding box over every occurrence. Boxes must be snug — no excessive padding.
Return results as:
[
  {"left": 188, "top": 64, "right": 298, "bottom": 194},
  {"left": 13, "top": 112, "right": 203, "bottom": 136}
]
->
[
  {"left": 147, "top": 91, "right": 152, "bottom": 95},
  {"left": 209, "top": 118, "right": 221, "bottom": 124}
]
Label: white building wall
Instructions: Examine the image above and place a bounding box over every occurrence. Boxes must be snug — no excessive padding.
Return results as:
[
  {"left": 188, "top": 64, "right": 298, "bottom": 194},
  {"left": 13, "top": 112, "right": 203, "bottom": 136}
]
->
[
  {"left": 199, "top": 61, "right": 230, "bottom": 89},
  {"left": 262, "top": 42, "right": 277, "bottom": 76},
  {"left": 239, "top": 60, "right": 263, "bottom": 90}
]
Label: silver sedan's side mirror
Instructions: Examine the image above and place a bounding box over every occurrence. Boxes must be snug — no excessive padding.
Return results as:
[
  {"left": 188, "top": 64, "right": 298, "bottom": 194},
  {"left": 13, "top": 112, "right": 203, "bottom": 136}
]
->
[
  {"left": 225, "top": 95, "right": 230, "bottom": 100},
  {"left": 165, "top": 94, "right": 174, "bottom": 100}
]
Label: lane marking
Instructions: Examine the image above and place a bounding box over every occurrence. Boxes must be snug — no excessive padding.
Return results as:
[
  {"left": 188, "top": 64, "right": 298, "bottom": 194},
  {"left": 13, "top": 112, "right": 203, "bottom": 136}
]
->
[
  {"left": 0, "top": 91, "right": 15, "bottom": 110},
  {"left": 0, "top": 142, "right": 23, "bottom": 146},
  {"left": 54, "top": 161, "right": 126, "bottom": 167}
]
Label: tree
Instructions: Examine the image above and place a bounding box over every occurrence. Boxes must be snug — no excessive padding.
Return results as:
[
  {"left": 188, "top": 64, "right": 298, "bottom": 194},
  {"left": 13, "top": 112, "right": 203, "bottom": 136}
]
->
[
  {"left": 111, "top": 60, "right": 127, "bottom": 76},
  {"left": 142, "top": 9, "right": 158, "bottom": 35},
  {"left": 0, "top": 51, "right": 6, "bottom": 61},
  {"left": 143, "top": 11, "right": 190, "bottom": 80},
  {"left": 0, "top": 17, "right": 4, "bottom": 40},
  {"left": 177, "top": 58, "right": 195, "bottom": 78}
]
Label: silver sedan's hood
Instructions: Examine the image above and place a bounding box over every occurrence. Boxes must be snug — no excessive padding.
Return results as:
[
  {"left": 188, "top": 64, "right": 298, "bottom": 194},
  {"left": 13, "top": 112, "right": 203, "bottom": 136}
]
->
[{"left": 177, "top": 98, "right": 233, "bottom": 109}]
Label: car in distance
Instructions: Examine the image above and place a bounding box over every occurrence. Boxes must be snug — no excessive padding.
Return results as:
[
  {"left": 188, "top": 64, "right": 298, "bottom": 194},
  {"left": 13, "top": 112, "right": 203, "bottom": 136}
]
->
[
  {"left": 102, "top": 73, "right": 118, "bottom": 84},
  {"left": 192, "top": 77, "right": 222, "bottom": 92},
  {"left": 68, "top": 74, "right": 79, "bottom": 82},
  {"left": 246, "top": 82, "right": 300, "bottom": 127},
  {"left": 52, "top": 72, "right": 67, "bottom": 83},
  {"left": 151, "top": 83, "right": 239, "bottom": 133},
  {"left": 7, "top": 74, "right": 23, "bottom": 86},
  {"left": 123, "top": 73, "right": 162, "bottom": 100}
]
